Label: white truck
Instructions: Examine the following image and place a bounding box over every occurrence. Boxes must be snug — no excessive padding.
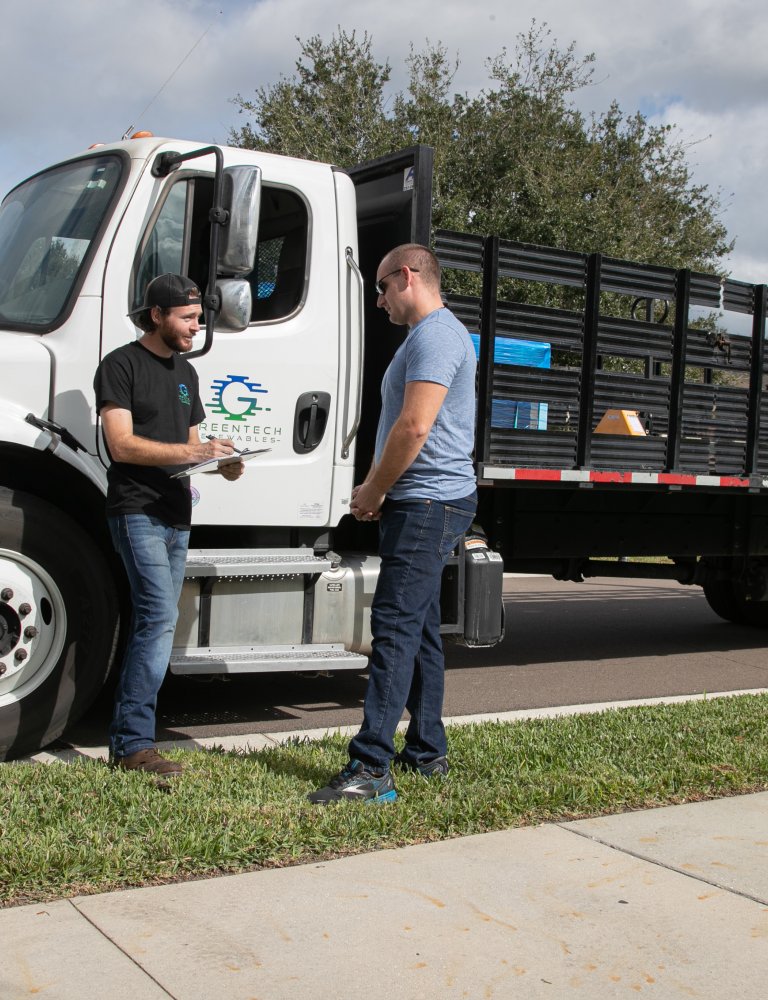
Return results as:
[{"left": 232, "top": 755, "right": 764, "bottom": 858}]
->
[
  {"left": 2, "top": 135, "right": 767, "bottom": 761},
  {"left": 0, "top": 137, "right": 503, "bottom": 760}
]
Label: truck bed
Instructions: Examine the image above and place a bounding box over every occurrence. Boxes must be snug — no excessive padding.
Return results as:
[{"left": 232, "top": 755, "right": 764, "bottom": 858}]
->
[{"left": 434, "top": 229, "right": 768, "bottom": 568}]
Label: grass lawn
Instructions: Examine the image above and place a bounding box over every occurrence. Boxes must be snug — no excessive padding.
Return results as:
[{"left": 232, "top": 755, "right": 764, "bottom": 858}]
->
[{"left": 2, "top": 693, "right": 767, "bottom": 907}]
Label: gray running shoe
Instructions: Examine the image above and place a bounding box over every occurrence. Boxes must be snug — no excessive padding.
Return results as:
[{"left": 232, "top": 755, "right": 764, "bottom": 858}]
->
[{"left": 309, "top": 759, "right": 397, "bottom": 804}]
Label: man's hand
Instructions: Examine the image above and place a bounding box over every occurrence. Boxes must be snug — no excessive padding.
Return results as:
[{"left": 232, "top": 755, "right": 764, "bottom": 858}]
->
[
  {"left": 205, "top": 435, "right": 244, "bottom": 481},
  {"left": 201, "top": 436, "right": 236, "bottom": 461},
  {"left": 218, "top": 458, "right": 245, "bottom": 481},
  {"left": 350, "top": 481, "right": 385, "bottom": 521}
]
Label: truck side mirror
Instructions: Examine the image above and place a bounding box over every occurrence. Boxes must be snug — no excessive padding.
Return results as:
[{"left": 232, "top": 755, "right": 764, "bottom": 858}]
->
[
  {"left": 218, "top": 165, "right": 261, "bottom": 276},
  {"left": 216, "top": 278, "right": 252, "bottom": 332}
]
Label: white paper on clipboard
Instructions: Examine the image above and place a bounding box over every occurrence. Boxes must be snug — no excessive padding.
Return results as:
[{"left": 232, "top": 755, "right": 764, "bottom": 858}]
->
[{"left": 171, "top": 448, "right": 271, "bottom": 479}]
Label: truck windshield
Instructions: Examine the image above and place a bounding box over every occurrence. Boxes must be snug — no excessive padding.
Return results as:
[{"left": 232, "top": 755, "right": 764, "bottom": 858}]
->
[{"left": 0, "top": 155, "right": 123, "bottom": 330}]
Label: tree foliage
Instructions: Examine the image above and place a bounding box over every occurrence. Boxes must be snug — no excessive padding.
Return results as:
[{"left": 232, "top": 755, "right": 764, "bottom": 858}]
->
[
  {"left": 229, "top": 29, "right": 398, "bottom": 165},
  {"left": 229, "top": 23, "right": 732, "bottom": 275}
]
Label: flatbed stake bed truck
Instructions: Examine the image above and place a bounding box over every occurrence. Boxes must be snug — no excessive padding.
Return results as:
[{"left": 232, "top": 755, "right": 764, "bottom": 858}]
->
[{"left": 0, "top": 138, "right": 765, "bottom": 758}]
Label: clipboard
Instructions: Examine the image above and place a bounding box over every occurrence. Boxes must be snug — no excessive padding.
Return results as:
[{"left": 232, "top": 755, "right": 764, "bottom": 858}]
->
[{"left": 171, "top": 448, "right": 271, "bottom": 479}]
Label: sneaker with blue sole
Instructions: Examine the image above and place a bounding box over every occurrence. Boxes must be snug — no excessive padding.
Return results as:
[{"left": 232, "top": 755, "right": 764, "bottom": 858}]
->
[
  {"left": 394, "top": 752, "right": 449, "bottom": 777},
  {"left": 308, "top": 759, "right": 397, "bottom": 804}
]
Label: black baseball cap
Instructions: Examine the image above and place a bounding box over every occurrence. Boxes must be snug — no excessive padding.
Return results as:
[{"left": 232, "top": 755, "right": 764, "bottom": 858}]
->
[{"left": 128, "top": 273, "right": 202, "bottom": 316}]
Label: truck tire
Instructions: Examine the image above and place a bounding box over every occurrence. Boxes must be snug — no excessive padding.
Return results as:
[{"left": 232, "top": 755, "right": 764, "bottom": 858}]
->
[
  {"left": 702, "top": 578, "right": 768, "bottom": 628},
  {"left": 0, "top": 487, "right": 120, "bottom": 760},
  {"left": 702, "top": 579, "right": 749, "bottom": 624}
]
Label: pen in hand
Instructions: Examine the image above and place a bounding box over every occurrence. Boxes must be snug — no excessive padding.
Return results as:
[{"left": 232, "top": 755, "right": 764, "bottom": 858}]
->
[{"left": 206, "top": 434, "right": 244, "bottom": 455}]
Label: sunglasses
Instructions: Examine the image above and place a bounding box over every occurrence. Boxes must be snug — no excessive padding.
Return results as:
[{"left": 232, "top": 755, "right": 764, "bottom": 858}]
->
[{"left": 375, "top": 266, "right": 419, "bottom": 296}]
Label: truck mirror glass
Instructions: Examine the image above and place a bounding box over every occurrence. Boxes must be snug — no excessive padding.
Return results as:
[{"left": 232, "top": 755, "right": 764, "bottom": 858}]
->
[
  {"left": 218, "top": 165, "right": 261, "bottom": 276},
  {"left": 216, "top": 278, "right": 252, "bottom": 331}
]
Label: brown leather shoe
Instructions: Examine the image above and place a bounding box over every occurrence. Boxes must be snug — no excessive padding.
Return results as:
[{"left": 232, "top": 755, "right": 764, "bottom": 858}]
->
[{"left": 114, "top": 747, "right": 183, "bottom": 777}]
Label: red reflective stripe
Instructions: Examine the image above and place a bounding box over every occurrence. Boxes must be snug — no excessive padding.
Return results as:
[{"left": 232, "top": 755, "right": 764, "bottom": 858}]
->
[
  {"left": 589, "top": 471, "right": 635, "bottom": 483},
  {"left": 718, "top": 476, "right": 751, "bottom": 488},
  {"left": 514, "top": 469, "right": 562, "bottom": 480},
  {"left": 658, "top": 473, "right": 698, "bottom": 486}
]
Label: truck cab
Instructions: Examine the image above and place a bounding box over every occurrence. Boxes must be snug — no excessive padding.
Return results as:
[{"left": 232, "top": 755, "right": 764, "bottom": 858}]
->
[{"left": 0, "top": 137, "right": 498, "bottom": 760}]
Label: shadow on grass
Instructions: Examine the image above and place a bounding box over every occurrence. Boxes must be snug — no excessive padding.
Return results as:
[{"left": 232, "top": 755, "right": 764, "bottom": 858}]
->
[{"left": 197, "top": 740, "right": 344, "bottom": 785}]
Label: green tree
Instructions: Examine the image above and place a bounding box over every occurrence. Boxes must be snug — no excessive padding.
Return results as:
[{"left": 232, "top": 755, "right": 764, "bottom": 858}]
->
[
  {"left": 389, "top": 43, "right": 461, "bottom": 225},
  {"left": 431, "top": 32, "right": 595, "bottom": 243},
  {"left": 229, "top": 22, "right": 732, "bottom": 275},
  {"left": 574, "top": 105, "right": 732, "bottom": 270},
  {"left": 229, "top": 29, "right": 399, "bottom": 164}
]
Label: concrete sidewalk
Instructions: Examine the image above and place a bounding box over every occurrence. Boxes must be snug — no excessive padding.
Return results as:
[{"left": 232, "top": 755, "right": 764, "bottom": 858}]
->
[{"left": 3, "top": 790, "right": 768, "bottom": 999}]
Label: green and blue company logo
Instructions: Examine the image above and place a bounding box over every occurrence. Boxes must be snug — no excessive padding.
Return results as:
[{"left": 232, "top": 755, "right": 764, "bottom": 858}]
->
[
  {"left": 178, "top": 383, "right": 191, "bottom": 406},
  {"left": 203, "top": 373, "right": 282, "bottom": 446},
  {"left": 209, "top": 374, "right": 269, "bottom": 421}
]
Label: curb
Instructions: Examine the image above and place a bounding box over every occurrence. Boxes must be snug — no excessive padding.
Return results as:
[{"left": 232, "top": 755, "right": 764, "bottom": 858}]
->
[{"left": 19, "top": 686, "right": 768, "bottom": 765}]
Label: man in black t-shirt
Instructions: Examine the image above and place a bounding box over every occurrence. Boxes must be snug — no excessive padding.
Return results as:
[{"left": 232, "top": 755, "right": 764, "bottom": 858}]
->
[{"left": 94, "top": 273, "right": 244, "bottom": 778}]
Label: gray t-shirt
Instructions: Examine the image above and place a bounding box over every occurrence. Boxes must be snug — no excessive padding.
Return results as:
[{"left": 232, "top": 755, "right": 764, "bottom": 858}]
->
[{"left": 375, "top": 307, "right": 477, "bottom": 501}]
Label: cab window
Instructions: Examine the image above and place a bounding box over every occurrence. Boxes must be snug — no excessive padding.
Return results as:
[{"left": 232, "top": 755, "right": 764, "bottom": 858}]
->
[
  {"left": 0, "top": 155, "right": 124, "bottom": 330},
  {"left": 134, "top": 177, "right": 308, "bottom": 323}
]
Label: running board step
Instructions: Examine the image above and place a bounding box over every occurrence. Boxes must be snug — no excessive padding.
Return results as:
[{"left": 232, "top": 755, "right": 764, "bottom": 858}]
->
[
  {"left": 169, "top": 643, "right": 368, "bottom": 675},
  {"left": 184, "top": 548, "right": 333, "bottom": 578}
]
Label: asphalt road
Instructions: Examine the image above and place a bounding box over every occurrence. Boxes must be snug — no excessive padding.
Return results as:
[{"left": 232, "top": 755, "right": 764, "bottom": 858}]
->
[{"left": 61, "top": 576, "right": 768, "bottom": 750}]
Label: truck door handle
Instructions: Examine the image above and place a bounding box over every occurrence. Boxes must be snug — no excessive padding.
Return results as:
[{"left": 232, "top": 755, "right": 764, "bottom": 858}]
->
[
  {"left": 293, "top": 391, "right": 331, "bottom": 453},
  {"left": 341, "top": 246, "right": 364, "bottom": 459}
]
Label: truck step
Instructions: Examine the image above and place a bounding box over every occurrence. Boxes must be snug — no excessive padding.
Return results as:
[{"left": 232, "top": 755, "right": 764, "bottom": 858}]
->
[
  {"left": 169, "top": 643, "right": 368, "bottom": 675},
  {"left": 184, "top": 548, "right": 333, "bottom": 578}
]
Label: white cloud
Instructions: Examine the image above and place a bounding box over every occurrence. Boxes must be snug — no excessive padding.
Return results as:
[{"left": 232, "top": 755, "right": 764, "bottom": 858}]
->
[
  {"left": 650, "top": 101, "right": 768, "bottom": 281},
  {"left": 1, "top": 0, "right": 767, "bottom": 280}
]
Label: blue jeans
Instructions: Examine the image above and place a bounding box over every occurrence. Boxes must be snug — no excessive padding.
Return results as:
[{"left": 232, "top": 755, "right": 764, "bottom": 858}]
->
[
  {"left": 348, "top": 493, "right": 477, "bottom": 770},
  {"left": 108, "top": 514, "right": 189, "bottom": 758}
]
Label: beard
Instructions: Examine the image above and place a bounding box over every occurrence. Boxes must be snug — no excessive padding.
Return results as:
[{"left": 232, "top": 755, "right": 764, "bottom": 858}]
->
[{"left": 158, "top": 323, "right": 195, "bottom": 353}]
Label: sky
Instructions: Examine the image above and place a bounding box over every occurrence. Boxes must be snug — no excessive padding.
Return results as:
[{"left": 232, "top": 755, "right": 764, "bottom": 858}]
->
[{"left": 1, "top": 0, "right": 767, "bottom": 282}]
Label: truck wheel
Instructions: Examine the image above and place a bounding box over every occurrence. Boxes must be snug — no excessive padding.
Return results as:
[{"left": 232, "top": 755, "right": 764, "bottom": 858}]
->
[
  {"left": 702, "top": 579, "right": 749, "bottom": 624},
  {"left": 702, "top": 578, "right": 768, "bottom": 628},
  {"left": 0, "top": 487, "right": 119, "bottom": 760}
]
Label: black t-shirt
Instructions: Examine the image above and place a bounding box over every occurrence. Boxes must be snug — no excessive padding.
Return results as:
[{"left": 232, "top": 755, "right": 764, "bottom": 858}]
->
[{"left": 94, "top": 341, "right": 205, "bottom": 527}]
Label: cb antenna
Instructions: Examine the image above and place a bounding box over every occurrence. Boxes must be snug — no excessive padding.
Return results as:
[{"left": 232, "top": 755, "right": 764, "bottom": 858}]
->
[{"left": 121, "top": 10, "right": 222, "bottom": 140}]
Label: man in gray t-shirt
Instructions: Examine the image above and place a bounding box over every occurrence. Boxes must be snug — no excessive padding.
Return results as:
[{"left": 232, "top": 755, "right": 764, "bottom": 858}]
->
[
  {"left": 310, "top": 244, "right": 477, "bottom": 804},
  {"left": 375, "top": 305, "right": 477, "bottom": 501}
]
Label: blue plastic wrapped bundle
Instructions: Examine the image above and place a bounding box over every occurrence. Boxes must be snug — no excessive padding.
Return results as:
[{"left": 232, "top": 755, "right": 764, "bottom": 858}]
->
[{"left": 469, "top": 333, "right": 551, "bottom": 430}]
